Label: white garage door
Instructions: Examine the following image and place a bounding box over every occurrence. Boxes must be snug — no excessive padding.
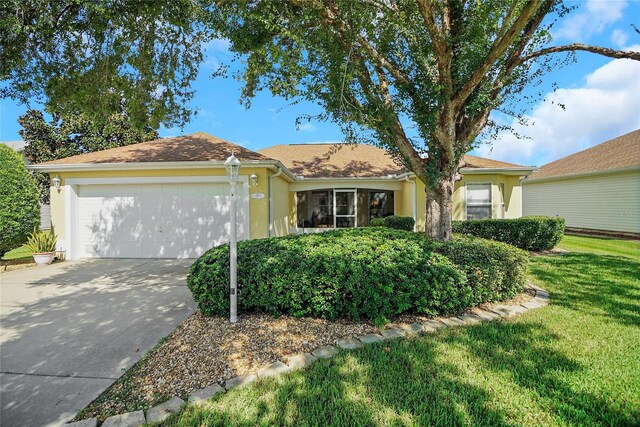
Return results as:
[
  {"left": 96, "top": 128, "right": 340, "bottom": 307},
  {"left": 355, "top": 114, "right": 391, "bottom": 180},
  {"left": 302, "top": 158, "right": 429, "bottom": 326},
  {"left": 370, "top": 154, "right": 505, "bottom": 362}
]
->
[{"left": 76, "top": 182, "right": 247, "bottom": 258}]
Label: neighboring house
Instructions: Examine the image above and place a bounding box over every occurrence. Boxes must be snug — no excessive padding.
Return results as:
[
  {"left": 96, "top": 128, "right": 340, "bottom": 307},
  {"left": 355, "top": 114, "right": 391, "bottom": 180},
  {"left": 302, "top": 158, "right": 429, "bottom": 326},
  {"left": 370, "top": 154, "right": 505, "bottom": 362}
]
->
[
  {"left": 29, "top": 132, "right": 535, "bottom": 259},
  {"left": 523, "top": 129, "right": 640, "bottom": 236}
]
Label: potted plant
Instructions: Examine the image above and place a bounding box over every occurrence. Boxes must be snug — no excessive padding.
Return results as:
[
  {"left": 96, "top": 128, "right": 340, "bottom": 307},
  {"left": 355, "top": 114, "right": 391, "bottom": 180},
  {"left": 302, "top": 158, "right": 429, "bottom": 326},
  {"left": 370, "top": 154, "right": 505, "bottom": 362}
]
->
[{"left": 25, "top": 228, "right": 58, "bottom": 266}]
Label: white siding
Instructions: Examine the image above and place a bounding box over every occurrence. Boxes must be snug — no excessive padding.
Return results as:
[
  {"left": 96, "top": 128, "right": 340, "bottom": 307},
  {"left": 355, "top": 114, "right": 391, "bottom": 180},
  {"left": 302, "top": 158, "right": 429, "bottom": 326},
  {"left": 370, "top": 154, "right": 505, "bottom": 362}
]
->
[{"left": 523, "top": 170, "right": 640, "bottom": 233}]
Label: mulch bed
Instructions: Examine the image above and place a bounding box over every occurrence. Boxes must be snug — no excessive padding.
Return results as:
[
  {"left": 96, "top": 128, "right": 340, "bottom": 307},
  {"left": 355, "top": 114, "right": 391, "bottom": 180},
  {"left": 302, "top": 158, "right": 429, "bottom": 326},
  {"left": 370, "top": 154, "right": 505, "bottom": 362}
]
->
[{"left": 79, "top": 288, "right": 534, "bottom": 421}]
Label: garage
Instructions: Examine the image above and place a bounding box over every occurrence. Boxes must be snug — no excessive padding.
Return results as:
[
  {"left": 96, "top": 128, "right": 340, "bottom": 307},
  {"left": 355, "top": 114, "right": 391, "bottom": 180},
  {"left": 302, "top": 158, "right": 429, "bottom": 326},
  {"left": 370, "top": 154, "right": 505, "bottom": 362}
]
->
[{"left": 72, "top": 179, "right": 248, "bottom": 259}]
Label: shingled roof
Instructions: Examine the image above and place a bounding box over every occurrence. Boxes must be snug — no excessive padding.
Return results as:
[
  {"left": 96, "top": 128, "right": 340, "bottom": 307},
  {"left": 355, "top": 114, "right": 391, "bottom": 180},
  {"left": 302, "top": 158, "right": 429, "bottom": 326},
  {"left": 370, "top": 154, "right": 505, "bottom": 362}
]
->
[
  {"left": 37, "top": 132, "right": 272, "bottom": 165},
  {"left": 527, "top": 129, "right": 640, "bottom": 181},
  {"left": 258, "top": 143, "right": 526, "bottom": 178}
]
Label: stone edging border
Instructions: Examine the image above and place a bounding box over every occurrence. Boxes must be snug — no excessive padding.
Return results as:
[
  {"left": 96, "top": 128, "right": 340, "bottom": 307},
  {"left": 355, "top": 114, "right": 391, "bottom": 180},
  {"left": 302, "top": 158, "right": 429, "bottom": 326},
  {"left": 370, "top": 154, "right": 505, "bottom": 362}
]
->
[{"left": 66, "top": 284, "right": 550, "bottom": 427}]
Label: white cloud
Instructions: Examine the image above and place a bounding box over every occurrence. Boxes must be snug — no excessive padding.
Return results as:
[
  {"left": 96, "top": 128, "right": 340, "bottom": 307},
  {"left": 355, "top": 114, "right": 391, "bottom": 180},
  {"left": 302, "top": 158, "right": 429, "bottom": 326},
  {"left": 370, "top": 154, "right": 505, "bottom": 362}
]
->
[
  {"left": 475, "top": 58, "right": 640, "bottom": 166},
  {"left": 201, "top": 38, "right": 231, "bottom": 71},
  {"left": 297, "top": 123, "right": 317, "bottom": 132},
  {"left": 554, "top": 0, "right": 627, "bottom": 42},
  {"left": 611, "top": 29, "right": 630, "bottom": 47}
]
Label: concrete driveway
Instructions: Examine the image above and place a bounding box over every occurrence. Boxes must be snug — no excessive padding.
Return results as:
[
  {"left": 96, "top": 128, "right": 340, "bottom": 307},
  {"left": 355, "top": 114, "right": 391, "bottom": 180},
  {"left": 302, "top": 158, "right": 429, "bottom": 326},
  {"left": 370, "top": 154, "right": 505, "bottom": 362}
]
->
[{"left": 0, "top": 259, "right": 195, "bottom": 426}]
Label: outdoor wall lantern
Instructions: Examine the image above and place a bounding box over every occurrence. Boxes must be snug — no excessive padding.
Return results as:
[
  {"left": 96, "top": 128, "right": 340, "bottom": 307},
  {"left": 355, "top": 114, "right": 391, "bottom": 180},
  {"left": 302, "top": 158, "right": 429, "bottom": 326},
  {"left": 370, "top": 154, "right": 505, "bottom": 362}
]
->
[
  {"left": 52, "top": 175, "right": 61, "bottom": 190},
  {"left": 224, "top": 152, "right": 241, "bottom": 323},
  {"left": 250, "top": 173, "right": 258, "bottom": 187}
]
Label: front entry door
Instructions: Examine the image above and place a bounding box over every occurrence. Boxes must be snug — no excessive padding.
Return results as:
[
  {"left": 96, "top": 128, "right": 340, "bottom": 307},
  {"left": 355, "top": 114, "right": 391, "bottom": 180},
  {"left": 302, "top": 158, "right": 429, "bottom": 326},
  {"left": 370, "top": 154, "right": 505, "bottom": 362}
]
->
[{"left": 334, "top": 189, "right": 357, "bottom": 228}]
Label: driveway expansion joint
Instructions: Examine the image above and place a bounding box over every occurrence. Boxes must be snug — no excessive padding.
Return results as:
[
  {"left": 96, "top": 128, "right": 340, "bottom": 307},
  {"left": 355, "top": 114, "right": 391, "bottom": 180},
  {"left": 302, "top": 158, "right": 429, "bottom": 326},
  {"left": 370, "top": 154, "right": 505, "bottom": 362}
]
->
[{"left": 1, "top": 371, "right": 119, "bottom": 380}]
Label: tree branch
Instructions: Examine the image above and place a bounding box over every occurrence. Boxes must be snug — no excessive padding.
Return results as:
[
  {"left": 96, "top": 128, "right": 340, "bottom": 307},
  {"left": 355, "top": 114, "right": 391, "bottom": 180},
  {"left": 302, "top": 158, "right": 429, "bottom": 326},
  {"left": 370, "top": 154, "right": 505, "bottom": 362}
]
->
[
  {"left": 451, "top": 0, "right": 544, "bottom": 111},
  {"left": 519, "top": 43, "right": 640, "bottom": 63}
]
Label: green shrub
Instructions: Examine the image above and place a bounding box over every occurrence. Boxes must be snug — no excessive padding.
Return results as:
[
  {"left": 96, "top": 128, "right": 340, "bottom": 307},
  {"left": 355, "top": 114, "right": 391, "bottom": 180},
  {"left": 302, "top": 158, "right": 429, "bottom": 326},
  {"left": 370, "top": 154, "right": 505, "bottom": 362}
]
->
[
  {"left": 189, "top": 228, "right": 469, "bottom": 324},
  {"left": 188, "top": 228, "right": 528, "bottom": 324},
  {"left": 25, "top": 228, "right": 58, "bottom": 253},
  {"left": 383, "top": 215, "right": 415, "bottom": 231},
  {"left": 0, "top": 145, "right": 40, "bottom": 258},
  {"left": 452, "top": 216, "right": 565, "bottom": 251},
  {"left": 369, "top": 217, "right": 385, "bottom": 227},
  {"left": 434, "top": 235, "right": 528, "bottom": 304}
]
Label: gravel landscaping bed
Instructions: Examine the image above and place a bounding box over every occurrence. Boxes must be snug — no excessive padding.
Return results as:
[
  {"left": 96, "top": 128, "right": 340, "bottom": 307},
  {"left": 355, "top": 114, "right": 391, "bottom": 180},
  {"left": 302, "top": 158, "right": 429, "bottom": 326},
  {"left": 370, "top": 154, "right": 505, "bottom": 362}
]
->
[
  {"left": 78, "top": 288, "right": 535, "bottom": 421},
  {"left": 78, "top": 313, "right": 378, "bottom": 420}
]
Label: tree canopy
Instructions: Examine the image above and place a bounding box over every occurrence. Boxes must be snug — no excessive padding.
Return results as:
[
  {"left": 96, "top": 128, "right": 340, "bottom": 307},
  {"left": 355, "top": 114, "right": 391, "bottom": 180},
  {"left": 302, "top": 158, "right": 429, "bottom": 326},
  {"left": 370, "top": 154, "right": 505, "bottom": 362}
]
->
[
  {"left": 2, "top": 0, "right": 638, "bottom": 239},
  {"left": 1, "top": 0, "right": 208, "bottom": 129},
  {"left": 20, "top": 110, "right": 159, "bottom": 203}
]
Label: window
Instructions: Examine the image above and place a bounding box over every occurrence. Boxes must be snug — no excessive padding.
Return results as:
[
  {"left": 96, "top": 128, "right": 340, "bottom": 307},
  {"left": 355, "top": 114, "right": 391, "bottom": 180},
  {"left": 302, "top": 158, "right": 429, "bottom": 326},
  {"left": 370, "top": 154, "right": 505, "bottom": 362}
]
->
[
  {"left": 368, "top": 191, "right": 394, "bottom": 222},
  {"left": 466, "top": 184, "right": 492, "bottom": 220},
  {"left": 334, "top": 189, "right": 356, "bottom": 228}
]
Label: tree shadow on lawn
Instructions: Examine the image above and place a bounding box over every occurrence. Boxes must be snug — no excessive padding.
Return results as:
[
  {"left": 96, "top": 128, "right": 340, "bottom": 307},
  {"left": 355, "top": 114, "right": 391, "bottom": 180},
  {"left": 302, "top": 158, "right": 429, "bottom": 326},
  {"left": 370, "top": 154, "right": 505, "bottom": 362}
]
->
[
  {"left": 529, "top": 253, "right": 640, "bottom": 327},
  {"left": 171, "top": 321, "right": 632, "bottom": 427}
]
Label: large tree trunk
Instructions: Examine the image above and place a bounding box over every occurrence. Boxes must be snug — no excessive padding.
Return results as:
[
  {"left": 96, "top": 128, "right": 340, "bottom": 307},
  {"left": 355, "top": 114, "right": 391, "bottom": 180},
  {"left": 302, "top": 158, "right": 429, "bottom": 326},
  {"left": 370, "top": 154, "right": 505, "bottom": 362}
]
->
[{"left": 425, "top": 174, "right": 455, "bottom": 241}]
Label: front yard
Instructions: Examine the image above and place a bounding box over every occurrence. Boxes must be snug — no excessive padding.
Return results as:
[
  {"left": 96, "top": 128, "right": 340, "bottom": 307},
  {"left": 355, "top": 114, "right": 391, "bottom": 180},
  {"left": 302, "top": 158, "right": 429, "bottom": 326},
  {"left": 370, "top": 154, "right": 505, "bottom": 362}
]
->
[{"left": 159, "top": 235, "right": 639, "bottom": 426}]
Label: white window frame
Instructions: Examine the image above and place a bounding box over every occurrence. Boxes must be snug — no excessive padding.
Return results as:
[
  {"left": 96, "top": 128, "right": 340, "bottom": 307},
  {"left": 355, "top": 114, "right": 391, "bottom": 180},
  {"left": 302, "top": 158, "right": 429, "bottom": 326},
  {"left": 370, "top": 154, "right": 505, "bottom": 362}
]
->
[
  {"left": 333, "top": 188, "right": 358, "bottom": 228},
  {"left": 465, "top": 183, "right": 493, "bottom": 220}
]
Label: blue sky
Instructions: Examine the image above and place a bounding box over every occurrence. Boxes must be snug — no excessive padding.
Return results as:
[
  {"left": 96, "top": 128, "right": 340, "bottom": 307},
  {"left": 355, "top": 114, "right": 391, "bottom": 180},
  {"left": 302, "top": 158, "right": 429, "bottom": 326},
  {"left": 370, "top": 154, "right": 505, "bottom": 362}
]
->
[{"left": 1, "top": 0, "right": 638, "bottom": 167}]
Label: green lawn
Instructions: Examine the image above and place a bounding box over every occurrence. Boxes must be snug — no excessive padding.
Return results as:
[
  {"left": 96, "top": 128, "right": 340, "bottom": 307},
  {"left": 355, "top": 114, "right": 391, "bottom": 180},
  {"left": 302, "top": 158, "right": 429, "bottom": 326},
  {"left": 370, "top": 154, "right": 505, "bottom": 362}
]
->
[
  {"left": 1, "top": 245, "right": 32, "bottom": 261},
  {"left": 163, "top": 235, "right": 640, "bottom": 427}
]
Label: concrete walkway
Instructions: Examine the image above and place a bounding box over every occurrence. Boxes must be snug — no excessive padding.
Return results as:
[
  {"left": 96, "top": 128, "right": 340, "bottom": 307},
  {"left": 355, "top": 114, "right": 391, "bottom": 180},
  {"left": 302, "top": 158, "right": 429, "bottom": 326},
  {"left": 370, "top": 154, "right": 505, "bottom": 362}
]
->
[{"left": 0, "top": 259, "right": 195, "bottom": 426}]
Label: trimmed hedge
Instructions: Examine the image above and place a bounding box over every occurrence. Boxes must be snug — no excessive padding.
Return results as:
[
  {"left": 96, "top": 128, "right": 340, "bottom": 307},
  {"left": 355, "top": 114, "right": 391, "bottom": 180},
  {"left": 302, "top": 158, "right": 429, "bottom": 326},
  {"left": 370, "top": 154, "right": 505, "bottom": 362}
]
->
[
  {"left": 369, "top": 215, "right": 415, "bottom": 230},
  {"left": 370, "top": 217, "right": 385, "bottom": 227},
  {"left": 452, "top": 216, "right": 565, "bottom": 251},
  {"left": 384, "top": 215, "right": 415, "bottom": 231},
  {"left": 434, "top": 236, "right": 528, "bottom": 305},
  {"left": 188, "top": 228, "right": 527, "bottom": 324}
]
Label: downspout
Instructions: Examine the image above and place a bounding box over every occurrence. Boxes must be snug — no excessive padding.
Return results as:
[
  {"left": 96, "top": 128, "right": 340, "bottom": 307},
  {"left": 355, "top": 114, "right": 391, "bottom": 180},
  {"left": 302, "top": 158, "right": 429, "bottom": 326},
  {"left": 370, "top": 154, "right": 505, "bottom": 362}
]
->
[
  {"left": 268, "top": 167, "right": 283, "bottom": 237},
  {"left": 404, "top": 176, "right": 417, "bottom": 232}
]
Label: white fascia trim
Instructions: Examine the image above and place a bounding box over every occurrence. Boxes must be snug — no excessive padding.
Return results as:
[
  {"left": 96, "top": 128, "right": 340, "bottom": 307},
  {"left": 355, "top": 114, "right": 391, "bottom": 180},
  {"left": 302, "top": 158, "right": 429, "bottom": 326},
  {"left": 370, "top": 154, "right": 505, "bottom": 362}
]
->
[
  {"left": 64, "top": 175, "right": 249, "bottom": 186},
  {"left": 461, "top": 167, "right": 538, "bottom": 176},
  {"left": 522, "top": 165, "right": 640, "bottom": 184},
  {"left": 29, "top": 160, "right": 299, "bottom": 181}
]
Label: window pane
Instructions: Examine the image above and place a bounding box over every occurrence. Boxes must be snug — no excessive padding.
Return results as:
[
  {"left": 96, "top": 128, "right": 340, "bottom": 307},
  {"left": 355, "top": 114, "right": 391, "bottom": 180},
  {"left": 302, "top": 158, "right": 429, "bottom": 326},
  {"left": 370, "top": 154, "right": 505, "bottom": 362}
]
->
[
  {"left": 466, "top": 184, "right": 491, "bottom": 204},
  {"left": 335, "top": 192, "right": 355, "bottom": 215},
  {"left": 467, "top": 206, "right": 491, "bottom": 220},
  {"left": 335, "top": 217, "right": 355, "bottom": 228}
]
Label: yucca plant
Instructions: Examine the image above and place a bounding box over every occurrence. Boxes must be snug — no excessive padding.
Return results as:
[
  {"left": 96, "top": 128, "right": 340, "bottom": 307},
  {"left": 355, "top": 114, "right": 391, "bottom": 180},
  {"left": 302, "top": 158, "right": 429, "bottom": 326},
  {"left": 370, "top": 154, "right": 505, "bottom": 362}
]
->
[{"left": 25, "top": 228, "right": 58, "bottom": 253}]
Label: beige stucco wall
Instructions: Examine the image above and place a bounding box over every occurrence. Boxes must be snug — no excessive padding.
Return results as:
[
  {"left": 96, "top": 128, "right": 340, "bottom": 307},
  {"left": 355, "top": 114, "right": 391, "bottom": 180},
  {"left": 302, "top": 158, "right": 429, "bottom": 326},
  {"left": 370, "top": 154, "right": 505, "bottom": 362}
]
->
[
  {"left": 270, "top": 173, "right": 291, "bottom": 237},
  {"left": 50, "top": 168, "right": 528, "bottom": 253},
  {"left": 453, "top": 174, "right": 523, "bottom": 220},
  {"left": 49, "top": 167, "right": 273, "bottom": 245},
  {"left": 523, "top": 169, "right": 640, "bottom": 233}
]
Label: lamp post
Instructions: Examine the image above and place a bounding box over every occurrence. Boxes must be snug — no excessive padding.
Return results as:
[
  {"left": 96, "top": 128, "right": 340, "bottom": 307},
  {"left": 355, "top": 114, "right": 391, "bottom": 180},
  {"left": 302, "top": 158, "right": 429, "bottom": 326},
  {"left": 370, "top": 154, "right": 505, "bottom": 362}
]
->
[{"left": 224, "top": 153, "right": 240, "bottom": 323}]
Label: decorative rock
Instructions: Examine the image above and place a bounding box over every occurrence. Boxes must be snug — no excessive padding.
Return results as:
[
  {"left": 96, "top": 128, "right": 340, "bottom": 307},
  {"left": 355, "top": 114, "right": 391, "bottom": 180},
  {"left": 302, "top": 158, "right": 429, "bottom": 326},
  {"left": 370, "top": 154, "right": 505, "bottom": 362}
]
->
[
  {"left": 286, "top": 353, "right": 317, "bottom": 370},
  {"left": 101, "top": 411, "right": 145, "bottom": 427},
  {"left": 65, "top": 418, "right": 98, "bottom": 427},
  {"left": 146, "top": 397, "right": 185, "bottom": 424},
  {"left": 258, "top": 360, "right": 291, "bottom": 378},
  {"left": 520, "top": 300, "right": 544, "bottom": 310},
  {"left": 439, "top": 317, "right": 466, "bottom": 327},
  {"left": 225, "top": 373, "right": 257, "bottom": 390},
  {"left": 471, "top": 309, "right": 501, "bottom": 321},
  {"left": 529, "top": 296, "right": 549, "bottom": 305},
  {"left": 422, "top": 320, "right": 446, "bottom": 331},
  {"left": 490, "top": 305, "right": 527, "bottom": 318},
  {"left": 336, "top": 337, "right": 364, "bottom": 350},
  {"left": 381, "top": 328, "right": 405, "bottom": 340},
  {"left": 399, "top": 322, "right": 424, "bottom": 335},
  {"left": 188, "top": 384, "right": 225, "bottom": 404},
  {"left": 535, "top": 290, "right": 550, "bottom": 299},
  {"left": 358, "top": 333, "right": 385, "bottom": 344},
  {"left": 457, "top": 314, "right": 482, "bottom": 324},
  {"left": 311, "top": 345, "right": 339, "bottom": 358}
]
